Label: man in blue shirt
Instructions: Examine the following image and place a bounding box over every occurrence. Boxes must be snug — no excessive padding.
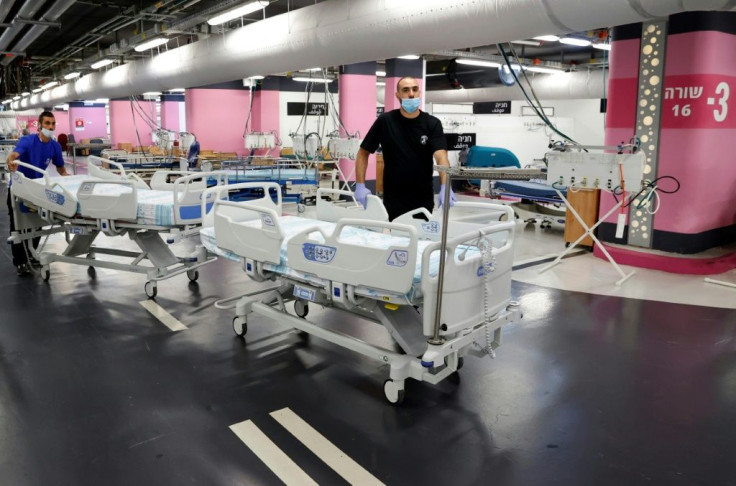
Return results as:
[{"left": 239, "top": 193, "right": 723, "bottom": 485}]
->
[
  {"left": 6, "top": 111, "right": 68, "bottom": 275},
  {"left": 187, "top": 135, "right": 200, "bottom": 169}
]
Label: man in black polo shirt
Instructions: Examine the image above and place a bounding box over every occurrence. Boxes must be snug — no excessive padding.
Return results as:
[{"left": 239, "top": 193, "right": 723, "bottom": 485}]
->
[{"left": 355, "top": 76, "right": 456, "bottom": 221}]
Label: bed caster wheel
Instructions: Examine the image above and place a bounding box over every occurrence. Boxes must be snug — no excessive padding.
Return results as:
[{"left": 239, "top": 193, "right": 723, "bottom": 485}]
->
[
  {"left": 233, "top": 316, "right": 247, "bottom": 337},
  {"left": 383, "top": 379, "right": 405, "bottom": 405},
  {"left": 444, "top": 355, "right": 464, "bottom": 372},
  {"left": 187, "top": 269, "right": 199, "bottom": 282},
  {"left": 41, "top": 266, "right": 50, "bottom": 281},
  {"left": 145, "top": 281, "right": 157, "bottom": 299},
  {"left": 87, "top": 266, "right": 96, "bottom": 278},
  {"left": 297, "top": 203, "right": 306, "bottom": 213},
  {"left": 294, "top": 300, "right": 309, "bottom": 318}
]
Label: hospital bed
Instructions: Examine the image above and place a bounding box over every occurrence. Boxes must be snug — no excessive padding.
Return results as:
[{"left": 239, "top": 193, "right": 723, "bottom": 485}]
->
[
  {"left": 200, "top": 183, "right": 520, "bottom": 404},
  {"left": 465, "top": 146, "right": 566, "bottom": 228},
  {"left": 8, "top": 158, "right": 228, "bottom": 297},
  {"left": 214, "top": 159, "right": 320, "bottom": 212}
]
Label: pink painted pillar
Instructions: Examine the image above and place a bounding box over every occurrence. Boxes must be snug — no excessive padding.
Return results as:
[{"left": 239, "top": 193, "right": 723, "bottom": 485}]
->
[
  {"left": 602, "top": 13, "right": 736, "bottom": 258},
  {"left": 250, "top": 77, "right": 280, "bottom": 156},
  {"left": 383, "top": 58, "right": 424, "bottom": 113},
  {"left": 68, "top": 103, "right": 108, "bottom": 139},
  {"left": 109, "top": 98, "right": 155, "bottom": 149},
  {"left": 51, "top": 110, "right": 71, "bottom": 137},
  {"left": 185, "top": 81, "right": 250, "bottom": 156},
  {"left": 339, "top": 62, "right": 377, "bottom": 182},
  {"left": 599, "top": 26, "right": 640, "bottom": 234},
  {"left": 160, "top": 94, "right": 183, "bottom": 133}
]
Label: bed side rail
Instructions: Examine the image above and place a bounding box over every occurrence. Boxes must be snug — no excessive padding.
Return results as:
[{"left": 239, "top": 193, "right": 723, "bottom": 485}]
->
[
  {"left": 202, "top": 181, "right": 282, "bottom": 228},
  {"left": 315, "top": 188, "right": 388, "bottom": 223},
  {"left": 287, "top": 218, "right": 419, "bottom": 295},
  {"left": 76, "top": 180, "right": 139, "bottom": 221},
  {"left": 9, "top": 162, "right": 79, "bottom": 218},
  {"left": 212, "top": 198, "right": 286, "bottom": 265}
]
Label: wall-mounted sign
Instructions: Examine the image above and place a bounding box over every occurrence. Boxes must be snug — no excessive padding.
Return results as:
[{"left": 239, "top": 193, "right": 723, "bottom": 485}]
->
[
  {"left": 376, "top": 106, "right": 385, "bottom": 116},
  {"left": 473, "top": 101, "right": 512, "bottom": 114},
  {"left": 287, "top": 102, "right": 329, "bottom": 116},
  {"left": 445, "top": 133, "right": 476, "bottom": 151},
  {"left": 75, "top": 118, "right": 84, "bottom": 128}
]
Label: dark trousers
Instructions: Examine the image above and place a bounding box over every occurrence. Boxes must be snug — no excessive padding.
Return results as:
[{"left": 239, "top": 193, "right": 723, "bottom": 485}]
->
[{"left": 6, "top": 190, "right": 39, "bottom": 266}]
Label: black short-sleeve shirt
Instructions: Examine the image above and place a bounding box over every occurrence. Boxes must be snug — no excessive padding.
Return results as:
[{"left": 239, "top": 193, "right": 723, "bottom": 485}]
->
[{"left": 361, "top": 109, "right": 446, "bottom": 220}]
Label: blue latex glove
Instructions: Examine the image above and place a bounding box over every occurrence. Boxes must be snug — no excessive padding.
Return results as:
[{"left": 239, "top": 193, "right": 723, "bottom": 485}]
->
[
  {"left": 354, "top": 183, "right": 371, "bottom": 207},
  {"left": 438, "top": 184, "right": 457, "bottom": 207}
]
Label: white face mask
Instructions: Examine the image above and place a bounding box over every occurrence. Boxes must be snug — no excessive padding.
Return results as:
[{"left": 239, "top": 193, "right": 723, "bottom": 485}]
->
[{"left": 41, "top": 128, "right": 55, "bottom": 139}]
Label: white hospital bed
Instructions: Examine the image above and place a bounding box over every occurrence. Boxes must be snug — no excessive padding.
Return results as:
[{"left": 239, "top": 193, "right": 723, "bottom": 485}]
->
[
  {"left": 8, "top": 158, "right": 228, "bottom": 297},
  {"left": 201, "top": 182, "right": 520, "bottom": 404}
]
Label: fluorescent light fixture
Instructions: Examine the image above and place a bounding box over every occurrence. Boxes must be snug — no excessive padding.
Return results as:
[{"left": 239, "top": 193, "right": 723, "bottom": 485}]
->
[
  {"left": 169, "top": 88, "right": 186, "bottom": 92},
  {"left": 376, "top": 70, "right": 386, "bottom": 77},
  {"left": 91, "top": 58, "right": 114, "bottom": 69},
  {"left": 142, "top": 91, "right": 162, "bottom": 96},
  {"left": 304, "top": 67, "right": 322, "bottom": 72},
  {"left": 2, "top": 99, "right": 13, "bottom": 104},
  {"left": 559, "top": 37, "right": 591, "bottom": 47},
  {"left": 525, "top": 66, "right": 564, "bottom": 74},
  {"left": 592, "top": 42, "right": 611, "bottom": 51},
  {"left": 64, "top": 72, "right": 81, "bottom": 80},
  {"left": 21, "top": 92, "right": 30, "bottom": 96},
  {"left": 292, "top": 77, "right": 333, "bottom": 83},
  {"left": 54, "top": 104, "right": 69, "bottom": 111},
  {"left": 13, "top": 96, "right": 21, "bottom": 100},
  {"left": 94, "top": 98, "right": 109, "bottom": 103},
  {"left": 42, "top": 81, "right": 58, "bottom": 89},
  {"left": 376, "top": 82, "right": 385, "bottom": 86},
  {"left": 134, "top": 37, "right": 170, "bottom": 52},
  {"left": 456, "top": 58, "right": 501, "bottom": 68},
  {"left": 512, "top": 40, "right": 541, "bottom": 46},
  {"left": 397, "top": 54, "right": 420, "bottom": 60},
  {"left": 247, "top": 75, "right": 264, "bottom": 80},
  {"left": 207, "top": 1, "right": 267, "bottom": 25},
  {"left": 534, "top": 35, "right": 560, "bottom": 42},
  {"left": 32, "top": 88, "right": 43, "bottom": 93}
]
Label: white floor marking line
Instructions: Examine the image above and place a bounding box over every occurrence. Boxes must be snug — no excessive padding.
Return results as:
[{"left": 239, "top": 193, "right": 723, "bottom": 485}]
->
[
  {"left": 270, "top": 407, "right": 385, "bottom": 486},
  {"left": 229, "top": 420, "right": 318, "bottom": 486},
  {"left": 139, "top": 300, "right": 188, "bottom": 331}
]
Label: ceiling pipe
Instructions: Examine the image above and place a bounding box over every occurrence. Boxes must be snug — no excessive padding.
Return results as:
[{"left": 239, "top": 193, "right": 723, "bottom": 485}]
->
[
  {"left": 2, "top": 0, "right": 78, "bottom": 66},
  {"left": 12, "top": 0, "right": 736, "bottom": 110},
  {"left": 0, "top": 1, "right": 16, "bottom": 27},
  {"left": 0, "top": 1, "right": 44, "bottom": 52},
  {"left": 423, "top": 69, "right": 608, "bottom": 104}
]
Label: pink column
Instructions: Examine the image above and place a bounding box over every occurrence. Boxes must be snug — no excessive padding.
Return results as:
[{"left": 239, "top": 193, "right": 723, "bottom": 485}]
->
[
  {"left": 51, "top": 110, "right": 71, "bottom": 136},
  {"left": 383, "top": 58, "right": 424, "bottom": 112},
  {"left": 599, "top": 26, "right": 640, "bottom": 231},
  {"left": 185, "top": 81, "right": 250, "bottom": 156},
  {"left": 250, "top": 77, "right": 280, "bottom": 156},
  {"left": 160, "top": 94, "right": 183, "bottom": 133},
  {"left": 339, "top": 62, "right": 377, "bottom": 181},
  {"left": 68, "top": 103, "right": 108, "bottom": 139},
  {"left": 109, "top": 98, "right": 155, "bottom": 149},
  {"left": 598, "top": 13, "right": 736, "bottom": 273}
]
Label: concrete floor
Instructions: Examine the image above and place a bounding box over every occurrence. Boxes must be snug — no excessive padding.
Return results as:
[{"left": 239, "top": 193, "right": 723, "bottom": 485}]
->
[{"left": 1, "top": 178, "right": 735, "bottom": 486}]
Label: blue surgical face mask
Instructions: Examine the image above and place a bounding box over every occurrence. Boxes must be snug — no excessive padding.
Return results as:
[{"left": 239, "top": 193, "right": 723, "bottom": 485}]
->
[
  {"left": 41, "top": 128, "right": 54, "bottom": 139},
  {"left": 401, "top": 97, "right": 421, "bottom": 113}
]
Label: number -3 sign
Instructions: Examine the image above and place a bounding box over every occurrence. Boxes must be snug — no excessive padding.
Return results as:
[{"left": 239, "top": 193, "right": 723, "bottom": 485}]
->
[
  {"left": 662, "top": 75, "right": 733, "bottom": 128},
  {"left": 445, "top": 133, "right": 476, "bottom": 151}
]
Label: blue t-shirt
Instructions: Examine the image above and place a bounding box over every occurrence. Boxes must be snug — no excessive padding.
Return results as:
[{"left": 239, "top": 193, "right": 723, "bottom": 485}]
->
[
  {"left": 187, "top": 140, "right": 200, "bottom": 166},
  {"left": 13, "top": 134, "right": 65, "bottom": 180}
]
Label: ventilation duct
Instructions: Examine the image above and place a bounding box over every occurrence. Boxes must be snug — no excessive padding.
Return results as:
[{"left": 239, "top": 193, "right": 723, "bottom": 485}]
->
[
  {"left": 12, "top": 0, "right": 736, "bottom": 110},
  {"left": 425, "top": 69, "right": 608, "bottom": 103},
  {"left": 2, "top": 0, "right": 78, "bottom": 66}
]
